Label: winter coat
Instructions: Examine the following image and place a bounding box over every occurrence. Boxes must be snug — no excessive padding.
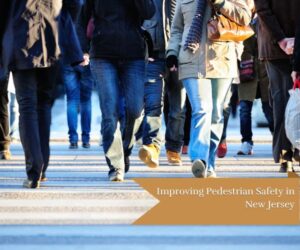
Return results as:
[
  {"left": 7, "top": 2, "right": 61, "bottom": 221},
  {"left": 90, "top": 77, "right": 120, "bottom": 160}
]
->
[
  {"left": 166, "top": 0, "right": 252, "bottom": 81},
  {"left": 83, "top": 0, "right": 155, "bottom": 60},
  {"left": 254, "top": 0, "right": 299, "bottom": 61},
  {"left": 0, "top": 0, "right": 83, "bottom": 72},
  {"left": 142, "top": 0, "right": 176, "bottom": 59}
]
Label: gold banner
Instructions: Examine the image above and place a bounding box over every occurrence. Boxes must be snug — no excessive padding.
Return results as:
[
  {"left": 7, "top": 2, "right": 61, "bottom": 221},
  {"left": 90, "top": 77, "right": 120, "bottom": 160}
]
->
[{"left": 134, "top": 173, "right": 300, "bottom": 225}]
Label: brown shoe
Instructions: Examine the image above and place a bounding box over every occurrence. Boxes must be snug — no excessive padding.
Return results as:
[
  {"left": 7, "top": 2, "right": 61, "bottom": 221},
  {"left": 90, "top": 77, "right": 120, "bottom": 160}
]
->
[
  {"left": 139, "top": 144, "right": 159, "bottom": 168},
  {"left": 0, "top": 150, "right": 11, "bottom": 160},
  {"left": 166, "top": 150, "right": 182, "bottom": 166}
]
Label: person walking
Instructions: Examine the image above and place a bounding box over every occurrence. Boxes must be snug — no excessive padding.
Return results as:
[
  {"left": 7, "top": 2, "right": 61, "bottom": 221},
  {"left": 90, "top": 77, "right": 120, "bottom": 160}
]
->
[
  {"left": 166, "top": 0, "right": 252, "bottom": 178},
  {"left": 0, "top": 0, "right": 84, "bottom": 188},
  {"left": 255, "top": 0, "right": 299, "bottom": 172},
  {"left": 83, "top": 0, "right": 155, "bottom": 181}
]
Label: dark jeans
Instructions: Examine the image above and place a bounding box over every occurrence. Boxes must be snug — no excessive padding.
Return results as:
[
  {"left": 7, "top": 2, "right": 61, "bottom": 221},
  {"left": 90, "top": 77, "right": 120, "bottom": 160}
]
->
[
  {"left": 12, "top": 67, "right": 57, "bottom": 181},
  {"left": 239, "top": 100, "right": 253, "bottom": 144},
  {"left": 91, "top": 59, "right": 145, "bottom": 172},
  {"left": 0, "top": 71, "right": 10, "bottom": 151},
  {"left": 63, "top": 65, "right": 93, "bottom": 144},
  {"left": 164, "top": 70, "right": 186, "bottom": 152},
  {"left": 265, "top": 59, "right": 293, "bottom": 163}
]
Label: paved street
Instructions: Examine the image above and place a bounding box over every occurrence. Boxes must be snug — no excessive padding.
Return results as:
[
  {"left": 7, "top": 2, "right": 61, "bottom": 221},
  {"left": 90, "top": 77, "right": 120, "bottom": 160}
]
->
[{"left": 0, "top": 141, "right": 300, "bottom": 249}]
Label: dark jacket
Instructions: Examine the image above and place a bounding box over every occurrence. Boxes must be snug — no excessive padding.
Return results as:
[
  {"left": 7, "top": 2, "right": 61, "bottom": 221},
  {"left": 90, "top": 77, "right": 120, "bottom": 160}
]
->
[
  {"left": 142, "top": 0, "right": 176, "bottom": 59},
  {"left": 83, "top": 0, "right": 155, "bottom": 60},
  {"left": 0, "top": 0, "right": 83, "bottom": 72},
  {"left": 254, "top": 0, "right": 299, "bottom": 60},
  {"left": 293, "top": 15, "right": 300, "bottom": 71}
]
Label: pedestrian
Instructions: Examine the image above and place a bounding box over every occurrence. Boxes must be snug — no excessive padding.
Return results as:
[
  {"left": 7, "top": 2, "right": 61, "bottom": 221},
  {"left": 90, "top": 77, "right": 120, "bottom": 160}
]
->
[
  {"left": 137, "top": 0, "right": 176, "bottom": 168},
  {"left": 0, "top": 0, "right": 84, "bottom": 188},
  {"left": 83, "top": 0, "right": 155, "bottom": 181},
  {"left": 62, "top": 1, "right": 94, "bottom": 150},
  {"left": 255, "top": 0, "right": 299, "bottom": 172},
  {"left": 166, "top": 0, "right": 252, "bottom": 178}
]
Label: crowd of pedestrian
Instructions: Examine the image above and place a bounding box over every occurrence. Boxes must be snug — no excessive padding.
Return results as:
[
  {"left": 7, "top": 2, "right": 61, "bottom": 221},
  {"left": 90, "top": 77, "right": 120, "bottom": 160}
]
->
[{"left": 0, "top": 0, "right": 299, "bottom": 188}]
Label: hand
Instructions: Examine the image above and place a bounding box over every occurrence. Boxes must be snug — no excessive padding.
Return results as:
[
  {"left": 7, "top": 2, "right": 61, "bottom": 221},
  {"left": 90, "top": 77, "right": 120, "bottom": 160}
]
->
[
  {"left": 186, "top": 42, "right": 200, "bottom": 54},
  {"left": 166, "top": 55, "right": 178, "bottom": 72},
  {"left": 79, "top": 53, "right": 90, "bottom": 66},
  {"left": 291, "top": 71, "right": 299, "bottom": 82},
  {"left": 278, "top": 37, "right": 295, "bottom": 55}
]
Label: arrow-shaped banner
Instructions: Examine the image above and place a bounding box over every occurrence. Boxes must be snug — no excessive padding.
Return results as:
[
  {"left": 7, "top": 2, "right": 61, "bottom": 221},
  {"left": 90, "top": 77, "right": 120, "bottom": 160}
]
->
[{"left": 134, "top": 172, "right": 300, "bottom": 225}]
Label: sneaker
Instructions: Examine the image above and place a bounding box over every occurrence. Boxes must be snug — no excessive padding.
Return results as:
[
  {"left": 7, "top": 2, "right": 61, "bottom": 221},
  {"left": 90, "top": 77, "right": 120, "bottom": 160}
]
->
[
  {"left": 192, "top": 159, "right": 206, "bottom": 178},
  {"left": 217, "top": 140, "right": 227, "bottom": 158},
  {"left": 125, "top": 156, "right": 130, "bottom": 173},
  {"left": 181, "top": 145, "right": 188, "bottom": 155},
  {"left": 108, "top": 169, "right": 124, "bottom": 182},
  {"left": 138, "top": 144, "right": 159, "bottom": 168},
  {"left": 23, "top": 179, "right": 40, "bottom": 189},
  {"left": 0, "top": 150, "right": 11, "bottom": 160},
  {"left": 207, "top": 169, "right": 217, "bottom": 178},
  {"left": 279, "top": 161, "right": 294, "bottom": 173},
  {"left": 166, "top": 150, "right": 182, "bottom": 166},
  {"left": 82, "top": 142, "right": 90, "bottom": 149},
  {"left": 69, "top": 142, "right": 78, "bottom": 149},
  {"left": 294, "top": 148, "right": 300, "bottom": 162},
  {"left": 237, "top": 141, "right": 253, "bottom": 155}
]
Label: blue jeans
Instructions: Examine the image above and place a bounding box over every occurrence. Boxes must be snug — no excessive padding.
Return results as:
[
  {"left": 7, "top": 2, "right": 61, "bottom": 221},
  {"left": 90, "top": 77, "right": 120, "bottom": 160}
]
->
[
  {"left": 63, "top": 65, "right": 93, "bottom": 144},
  {"left": 182, "top": 78, "right": 232, "bottom": 170},
  {"left": 239, "top": 100, "right": 253, "bottom": 144},
  {"left": 164, "top": 71, "right": 186, "bottom": 152},
  {"left": 139, "top": 59, "right": 165, "bottom": 148},
  {"left": 91, "top": 59, "right": 145, "bottom": 172}
]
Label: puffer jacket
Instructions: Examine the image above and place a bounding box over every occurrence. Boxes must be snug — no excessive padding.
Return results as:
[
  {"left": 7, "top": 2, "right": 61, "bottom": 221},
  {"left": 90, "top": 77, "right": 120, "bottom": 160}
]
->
[
  {"left": 166, "top": 0, "right": 252, "bottom": 80},
  {"left": 83, "top": 0, "right": 155, "bottom": 60}
]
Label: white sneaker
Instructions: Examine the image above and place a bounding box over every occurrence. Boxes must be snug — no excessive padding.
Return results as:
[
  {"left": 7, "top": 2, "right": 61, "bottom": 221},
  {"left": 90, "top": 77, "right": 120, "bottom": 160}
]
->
[{"left": 237, "top": 142, "right": 253, "bottom": 155}]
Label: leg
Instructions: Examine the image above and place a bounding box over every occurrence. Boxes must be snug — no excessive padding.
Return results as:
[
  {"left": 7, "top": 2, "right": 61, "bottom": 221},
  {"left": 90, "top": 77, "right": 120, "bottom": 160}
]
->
[
  {"left": 79, "top": 65, "right": 93, "bottom": 145},
  {"left": 13, "top": 69, "right": 44, "bottom": 182},
  {"left": 63, "top": 65, "right": 80, "bottom": 144},
  {"left": 91, "top": 59, "right": 124, "bottom": 172},
  {"left": 239, "top": 100, "right": 253, "bottom": 144},
  {"left": 37, "top": 66, "right": 58, "bottom": 174}
]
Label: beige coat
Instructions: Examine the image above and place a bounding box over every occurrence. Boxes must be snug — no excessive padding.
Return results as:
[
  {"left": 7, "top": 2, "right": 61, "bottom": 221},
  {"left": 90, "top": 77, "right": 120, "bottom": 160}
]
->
[{"left": 166, "top": 0, "right": 252, "bottom": 81}]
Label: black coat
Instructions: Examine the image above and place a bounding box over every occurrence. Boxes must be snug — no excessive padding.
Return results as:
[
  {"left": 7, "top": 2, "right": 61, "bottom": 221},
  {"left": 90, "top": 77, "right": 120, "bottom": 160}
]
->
[
  {"left": 293, "top": 15, "right": 300, "bottom": 72},
  {"left": 83, "top": 0, "right": 155, "bottom": 60},
  {"left": 0, "top": 0, "right": 83, "bottom": 72}
]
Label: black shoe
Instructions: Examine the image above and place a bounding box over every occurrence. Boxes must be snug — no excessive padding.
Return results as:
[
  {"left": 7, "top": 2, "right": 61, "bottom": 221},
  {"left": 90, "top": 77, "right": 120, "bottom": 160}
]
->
[
  {"left": 82, "top": 142, "right": 90, "bottom": 149},
  {"left": 69, "top": 142, "right": 78, "bottom": 149},
  {"left": 23, "top": 179, "right": 40, "bottom": 189},
  {"left": 294, "top": 149, "right": 300, "bottom": 162},
  {"left": 125, "top": 156, "right": 130, "bottom": 173},
  {"left": 279, "top": 161, "right": 294, "bottom": 173}
]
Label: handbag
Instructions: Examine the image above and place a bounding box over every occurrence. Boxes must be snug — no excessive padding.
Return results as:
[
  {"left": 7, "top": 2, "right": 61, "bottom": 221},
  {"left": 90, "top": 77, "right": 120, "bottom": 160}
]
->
[
  {"left": 207, "top": 13, "right": 254, "bottom": 42},
  {"left": 239, "top": 58, "right": 255, "bottom": 83}
]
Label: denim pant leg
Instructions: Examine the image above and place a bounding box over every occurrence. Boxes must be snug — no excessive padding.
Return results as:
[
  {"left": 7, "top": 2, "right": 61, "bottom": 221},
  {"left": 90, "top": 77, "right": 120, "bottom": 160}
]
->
[
  {"left": 120, "top": 60, "right": 145, "bottom": 157},
  {"left": 91, "top": 59, "right": 124, "bottom": 171},
  {"left": 221, "top": 84, "right": 233, "bottom": 141},
  {"left": 79, "top": 65, "right": 93, "bottom": 143},
  {"left": 63, "top": 65, "right": 80, "bottom": 143},
  {"left": 37, "top": 67, "right": 57, "bottom": 173},
  {"left": 261, "top": 101, "right": 274, "bottom": 134},
  {"left": 142, "top": 59, "right": 165, "bottom": 148},
  {"left": 183, "top": 78, "right": 212, "bottom": 163},
  {"left": 239, "top": 100, "right": 253, "bottom": 144},
  {"left": 165, "top": 71, "right": 186, "bottom": 152},
  {"left": 9, "top": 93, "right": 19, "bottom": 137},
  {"left": 208, "top": 78, "right": 232, "bottom": 170}
]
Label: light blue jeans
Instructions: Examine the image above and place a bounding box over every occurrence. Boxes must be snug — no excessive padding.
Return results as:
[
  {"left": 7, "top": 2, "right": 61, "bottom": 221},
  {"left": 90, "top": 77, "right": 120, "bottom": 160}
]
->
[{"left": 182, "top": 78, "right": 232, "bottom": 170}]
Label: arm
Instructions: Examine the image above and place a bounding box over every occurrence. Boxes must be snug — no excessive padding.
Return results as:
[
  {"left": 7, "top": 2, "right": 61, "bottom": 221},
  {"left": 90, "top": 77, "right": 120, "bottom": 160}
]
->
[
  {"left": 211, "top": 0, "right": 252, "bottom": 26},
  {"left": 134, "top": 0, "right": 156, "bottom": 20},
  {"left": 291, "top": 15, "right": 300, "bottom": 82},
  {"left": 0, "top": 0, "right": 10, "bottom": 66},
  {"left": 63, "top": 0, "right": 83, "bottom": 22}
]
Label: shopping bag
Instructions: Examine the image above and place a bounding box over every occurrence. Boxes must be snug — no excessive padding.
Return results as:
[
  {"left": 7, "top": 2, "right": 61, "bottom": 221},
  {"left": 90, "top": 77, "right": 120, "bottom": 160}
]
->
[{"left": 285, "top": 87, "right": 300, "bottom": 150}]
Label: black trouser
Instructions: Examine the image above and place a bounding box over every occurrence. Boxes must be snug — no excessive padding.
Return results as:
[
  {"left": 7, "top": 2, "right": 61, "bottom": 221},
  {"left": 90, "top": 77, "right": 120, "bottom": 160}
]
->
[
  {"left": 0, "top": 72, "right": 10, "bottom": 151},
  {"left": 12, "top": 67, "right": 57, "bottom": 181},
  {"left": 265, "top": 59, "right": 293, "bottom": 163}
]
